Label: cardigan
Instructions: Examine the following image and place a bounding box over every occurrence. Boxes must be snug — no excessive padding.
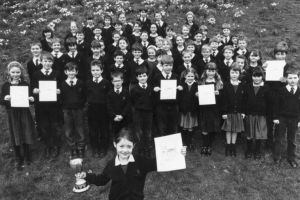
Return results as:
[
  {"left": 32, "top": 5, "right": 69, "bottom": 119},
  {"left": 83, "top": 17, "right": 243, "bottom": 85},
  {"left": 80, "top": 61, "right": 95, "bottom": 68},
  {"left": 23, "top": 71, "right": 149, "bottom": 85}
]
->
[
  {"left": 178, "top": 82, "right": 198, "bottom": 114},
  {"left": 221, "top": 82, "right": 244, "bottom": 114}
]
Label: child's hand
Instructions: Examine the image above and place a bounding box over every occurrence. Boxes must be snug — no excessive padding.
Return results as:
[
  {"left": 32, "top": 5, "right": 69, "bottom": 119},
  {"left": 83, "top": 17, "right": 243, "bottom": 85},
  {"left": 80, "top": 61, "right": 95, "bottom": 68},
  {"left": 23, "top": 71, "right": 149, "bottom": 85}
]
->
[
  {"left": 56, "top": 89, "right": 61, "bottom": 94},
  {"left": 298, "top": 122, "right": 300, "bottom": 128},
  {"left": 114, "top": 116, "right": 119, "bottom": 122},
  {"left": 215, "top": 90, "right": 219, "bottom": 95},
  {"left": 28, "top": 97, "right": 34, "bottom": 102},
  {"left": 75, "top": 171, "right": 86, "bottom": 179},
  {"left": 33, "top": 88, "right": 39, "bottom": 94},
  {"left": 153, "top": 87, "right": 161, "bottom": 92},
  {"left": 177, "top": 85, "right": 183, "bottom": 91},
  {"left": 262, "top": 62, "right": 268, "bottom": 69},
  {"left": 118, "top": 115, "right": 123, "bottom": 121},
  {"left": 279, "top": 77, "right": 286, "bottom": 83},
  {"left": 222, "top": 115, "right": 228, "bottom": 119},
  {"left": 273, "top": 119, "right": 280, "bottom": 124},
  {"left": 4, "top": 95, "right": 11, "bottom": 101},
  {"left": 195, "top": 92, "right": 198, "bottom": 97},
  {"left": 241, "top": 113, "right": 245, "bottom": 119},
  {"left": 181, "top": 146, "right": 187, "bottom": 156}
]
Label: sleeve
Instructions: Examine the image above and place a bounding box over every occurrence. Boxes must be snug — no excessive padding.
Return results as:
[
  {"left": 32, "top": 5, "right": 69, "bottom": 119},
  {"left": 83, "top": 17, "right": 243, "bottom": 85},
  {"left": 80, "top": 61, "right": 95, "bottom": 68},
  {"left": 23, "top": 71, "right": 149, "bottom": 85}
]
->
[
  {"left": 85, "top": 164, "right": 111, "bottom": 186},
  {"left": 273, "top": 88, "right": 281, "bottom": 120},
  {"left": 139, "top": 156, "right": 157, "bottom": 173},
  {"left": 121, "top": 91, "right": 131, "bottom": 117},
  {"left": 106, "top": 92, "right": 116, "bottom": 118},
  {"left": 0, "top": 83, "right": 9, "bottom": 106},
  {"left": 220, "top": 86, "right": 228, "bottom": 114}
]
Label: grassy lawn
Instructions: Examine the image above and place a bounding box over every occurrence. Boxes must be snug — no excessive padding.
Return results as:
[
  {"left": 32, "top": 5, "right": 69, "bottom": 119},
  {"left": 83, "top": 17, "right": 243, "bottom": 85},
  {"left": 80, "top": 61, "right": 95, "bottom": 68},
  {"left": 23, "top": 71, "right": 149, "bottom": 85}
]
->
[{"left": 1, "top": 0, "right": 300, "bottom": 199}]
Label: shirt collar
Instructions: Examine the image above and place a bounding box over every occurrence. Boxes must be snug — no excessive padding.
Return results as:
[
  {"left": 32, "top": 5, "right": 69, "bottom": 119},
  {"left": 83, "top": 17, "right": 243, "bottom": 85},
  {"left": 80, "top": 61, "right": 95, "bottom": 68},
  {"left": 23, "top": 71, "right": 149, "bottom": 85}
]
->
[
  {"left": 162, "top": 71, "right": 172, "bottom": 79},
  {"left": 230, "top": 80, "right": 240, "bottom": 86},
  {"left": 51, "top": 51, "right": 63, "bottom": 58},
  {"left": 68, "top": 51, "right": 78, "bottom": 57},
  {"left": 186, "top": 80, "right": 195, "bottom": 86},
  {"left": 66, "top": 78, "right": 77, "bottom": 85},
  {"left": 224, "top": 59, "right": 233, "bottom": 65},
  {"left": 114, "top": 87, "right": 122, "bottom": 93},
  {"left": 93, "top": 76, "right": 102, "bottom": 83},
  {"left": 41, "top": 68, "right": 52, "bottom": 75},
  {"left": 115, "top": 63, "right": 124, "bottom": 68},
  {"left": 253, "top": 82, "right": 264, "bottom": 87},
  {"left": 286, "top": 85, "right": 297, "bottom": 93},
  {"left": 139, "top": 83, "right": 147, "bottom": 88},
  {"left": 115, "top": 155, "right": 135, "bottom": 166}
]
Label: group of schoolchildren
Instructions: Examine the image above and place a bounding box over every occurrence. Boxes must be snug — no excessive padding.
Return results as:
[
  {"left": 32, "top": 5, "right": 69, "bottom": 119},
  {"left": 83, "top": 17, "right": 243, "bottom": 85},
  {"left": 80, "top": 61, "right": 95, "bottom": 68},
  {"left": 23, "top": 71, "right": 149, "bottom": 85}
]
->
[{"left": 1, "top": 9, "right": 300, "bottom": 173}]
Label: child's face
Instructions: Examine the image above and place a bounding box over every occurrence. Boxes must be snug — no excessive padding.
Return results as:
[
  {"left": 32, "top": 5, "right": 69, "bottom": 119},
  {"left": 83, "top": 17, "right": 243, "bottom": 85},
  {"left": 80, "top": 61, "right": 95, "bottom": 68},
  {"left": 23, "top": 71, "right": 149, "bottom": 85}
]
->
[
  {"left": 114, "top": 55, "right": 124, "bottom": 64},
  {"left": 104, "top": 18, "right": 111, "bottom": 26},
  {"left": 147, "top": 49, "right": 156, "bottom": 58},
  {"left": 65, "top": 69, "right": 78, "bottom": 79},
  {"left": 182, "top": 27, "right": 190, "bottom": 36},
  {"left": 230, "top": 70, "right": 240, "bottom": 81},
  {"left": 140, "top": 33, "right": 148, "bottom": 41},
  {"left": 155, "top": 13, "right": 162, "bottom": 21},
  {"left": 176, "top": 37, "right": 184, "bottom": 46},
  {"left": 194, "top": 33, "right": 203, "bottom": 42},
  {"left": 133, "top": 24, "right": 141, "bottom": 32},
  {"left": 76, "top": 33, "right": 84, "bottom": 41},
  {"left": 187, "top": 14, "right": 193, "bottom": 22},
  {"left": 183, "top": 53, "right": 192, "bottom": 63},
  {"left": 156, "top": 40, "right": 163, "bottom": 48},
  {"left": 210, "top": 42, "right": 218, "bottom": 50},
  {"left": 186, "top": 45, "right": 195, "bottom": 53},
  {"left": 113, "top": 34, "right": 121, "bottom": 42},
  {"left": 236, "top": 58, "right": 245, "bottom": 69},
  {"left": 44, "top": 32, "right": 52, "bottom": 39},
  {"left": 140, "top": 10, "right": 147, "bottom": 18},
  {"left": 232, "top": 36, "right": 238, "bottom": 44},
  {"left": 52, "top": 42, "right": 61, "bottom": 52},
  {"left": 162, "top": 41, "right": 171, "bottom": 51},
  {"left": 42, "top": 58, "right": 53, "bottom": 70},
  {"left": 94, "top": 28, "right": 102, "bottom": 36},
  {"left": 92, "top": 47, "right": 101, "bottom": 54},
  {"left": 202, "top": 49, "right": 211, "bottom": 58},
  {"left": 157, "top": 55, "right": 162, "bottom": 63},
  {"left": 202, "top": 30, "right": 208, "bottom": 36},
  {"left": 224, "top": 49, "right": 234, "bottom": 60},
  {"left": 185, "top": 72, "right": 195, "bottom": 83},
  {"left": 249, "top": 53, "right": 260, "bottom": 63},
  {"left": 87, "top": 19, "right": 94, "bottom": 26},
  {"left": 162, "top": 63, "right": 173, "bottom": 74},
  {"left": 68, "top": 44, "right": 77, "bottom": 52},
  {"left": 166, "top": 30, "right": 173, "bottom": 37},
  {"left": 137, "top": 73, "right": 148, "bottom": 84},
  {"left": 115, "top": 24, "right": 122, "bottom": 31},
  {"left": 132, "top": 50, "right": 142, "bottom": 59},
  {"left": 112, "top": 76, "right": 123, "bottom": 89},
  {"left": 223, "top": 28, "right": 230, "bottom": 37},
  {"left": 252, "top": 75, "right": 263, "bottom": 84},
  {"left": 150, "top": 25, "right": 157, "bottom": 33},
  {"left": 286, "top": 74, "right": 299, "bottom": 87},
  {"left": 114, "top": 138, "right": 134, "bottom": 161},
  {"left": 238, "top": 40, "right": 247, "bottom": 49},
  {"left": 91, "top": 65, "right": 102, "bottom": 78},
  {"left": 119, "top": 40, "right": 128, "bottom": 50},
  {"left": 118, "top": 14, "right": 126, "bottom": 23},
  {"left": 275, "top": 51, "right": 287, "bottom": 60},
  {"left": 207, "top": 69, "right": 216, "bottom": 78},
  {"left": 70, "top": 24, "right": 77, "bottom": 33},
  {"left": 9, "top": 66, "right": 21, "bottom": 81},
  {"left": 31, "top": 45, "right": 42, "bottom": 57}
]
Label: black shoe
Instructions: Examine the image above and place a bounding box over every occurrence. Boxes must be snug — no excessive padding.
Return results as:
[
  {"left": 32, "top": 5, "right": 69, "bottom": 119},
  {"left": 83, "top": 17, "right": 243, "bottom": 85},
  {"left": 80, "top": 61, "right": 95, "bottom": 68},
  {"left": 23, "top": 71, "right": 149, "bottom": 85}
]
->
[
  {"left": 231, "top": 144, "right": 237, "bottom": 157},
  {"left": 51, "top": 147, "right": 60, "bottom": 158},
  {"left": 225, "top": 144, "right": 230, "bottom": 156},
  {"left": 206, "top": 147, "right": 212, "bottom": 156},
  {"left": 245, "top": 150, "right": 252, "bottom": 159},
  {"left": 200, "top": 147, "right": 206, "bottom": 155},
  {"left": 71, "top": 149, "right": 77, "bottom": 159},
  {"left": 287, "top": 160, "right": 298, "bottom": 168},
  {"left": 78, "top": 149, "right": 85, "bottom": 158},
  {"left": 44, "top": 148, "right": 51, "bottom": 159},
  {"left": 16, "top": 160, "right": 24, "bottom": 171}
]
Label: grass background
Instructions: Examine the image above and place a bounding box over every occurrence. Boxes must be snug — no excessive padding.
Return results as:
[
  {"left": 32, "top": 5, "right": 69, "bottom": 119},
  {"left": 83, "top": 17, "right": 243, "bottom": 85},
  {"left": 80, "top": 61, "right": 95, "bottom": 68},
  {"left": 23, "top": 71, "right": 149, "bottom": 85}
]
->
[{"left": 0, "top": 0, "right": 300, "bottom": 199}]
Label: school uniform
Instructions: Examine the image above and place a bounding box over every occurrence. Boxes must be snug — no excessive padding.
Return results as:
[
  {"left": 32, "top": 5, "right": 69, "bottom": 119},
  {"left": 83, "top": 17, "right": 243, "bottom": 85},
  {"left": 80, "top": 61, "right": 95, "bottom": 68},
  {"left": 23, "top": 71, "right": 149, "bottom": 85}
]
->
[
  {"left": 211, "top": 49, "right": 223, "bottom": 64},
  {"left": 107, "top": 87, "right": 131, "bottom": 136},
  {"left": 60, "top": 78, "right": 86, "bottom": 152},
  {"left": 218, "top": 58, "right": 234, "bottom": 83},
  {"left": 77, "top": 40, "right": 92, "bottom": 58},
  {"left": 86, "top": 155, "right": 156, "bottom": 200},
  {"left": 172, "top": 47, "right": 184, "bottom": 72},
  {"left": 153, "top": 72, "right": 179, "bottom": 136},
  {"left": 130, "top": 83, "right": 154, "bottom": 155},
  {"left": 148, "top": 34, "right": 158, "bottom": 45},
  {"left": 86, "top": 77, "right": 111, "bottom": 154},
  {"left": 62, "top": 51, "right": 85, "bottom": 80},
  {"left": 186, "top": 22, "right": 199, "bottom": 38},
  {"left": 122, "top": 23, "right": 133, "bottom": 39},
  {"left": 64, "top": 32, "right": 77, "bottom": 49},
  {"left": 137, "top": 17, "right": 152, "bottom": 33},
  {"left": 175, "top": 63, "right": 197, "bottom": 77},
  {"left": 243, "top": 82, "right": 269, "bottom": 139},
  {"left": 51, "top": 51, "right": 66, "bottom": 82},
  {"left": 155, "top": 20, "right": 168, "bottom": 37},
  {"left": 194, "top": 43, "right": 203, "bottom": 57},
  {"left": 106, "top": 43, "right": 118, "bottom": 57},
  {"left": 191, "top": 54, "right": 201, "bottom": 67},
  {"left": 109, "top": 63, "right": 130, "bottom": 88},
  {"left": 145, "top": 59, "right": 157, "bottom": 84},
  {"left": 221, "top": 81, "right": 245, "bottom": 133},
  {"left": 102, "top": 26, "right": 115, "bottom": 49},
  {"left": 128, "top": 59, "right": 149, "bottom": 86},
  {"left": 31, "top": 69, "right": 62, "bottom": 150},
  {"left": 40, "top": 38, "right": 53, "bottom": 52},
  {"left": 197, "top": 56, "right": 215, "bottom": 77},
  {"left": 221, "top": 36, "right": 233, "bottom": 47},
  {"left": 140, "top": 41, "right": 150, "bottom": 60},
  {"left": 273, "top": 85, "right": 300, "bottom": 162},
  {"left": 201, "top": 37, "right": 210, "bottom": 45},
  {"left": 121, "top": 50, "right": 134, "bottom": 65},
  {"left": 82, "top": 26, "right": 95, "bottom": 44},
  {"left": 234, "top": 48, "right": 250, "bottom": 60},
  {"left": 242, "top": 65, "right": 264, "bottom": 85},
  {"left": 27, "top": 57, "right": 43, "bottom": 83},
  {"left": 84, "top": 54, "right": 112, "bottom": 80}
]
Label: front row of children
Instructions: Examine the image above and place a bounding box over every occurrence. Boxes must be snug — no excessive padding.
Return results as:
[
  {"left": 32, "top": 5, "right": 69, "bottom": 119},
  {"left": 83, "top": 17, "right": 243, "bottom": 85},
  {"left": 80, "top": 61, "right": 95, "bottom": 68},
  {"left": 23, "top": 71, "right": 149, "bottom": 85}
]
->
[{"left": 1, "top": 53, "right": 300, "bottom": 171}]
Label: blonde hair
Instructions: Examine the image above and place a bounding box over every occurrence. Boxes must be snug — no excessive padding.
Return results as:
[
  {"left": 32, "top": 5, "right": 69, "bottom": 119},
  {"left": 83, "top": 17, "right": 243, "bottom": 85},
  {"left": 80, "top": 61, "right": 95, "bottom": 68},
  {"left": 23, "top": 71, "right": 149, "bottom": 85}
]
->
[
  {"left": 199, "top": 62, "right": 223, "bottom": 90},
  {"left": 6, "top": 61, "right": 28, "bottom": 82}
]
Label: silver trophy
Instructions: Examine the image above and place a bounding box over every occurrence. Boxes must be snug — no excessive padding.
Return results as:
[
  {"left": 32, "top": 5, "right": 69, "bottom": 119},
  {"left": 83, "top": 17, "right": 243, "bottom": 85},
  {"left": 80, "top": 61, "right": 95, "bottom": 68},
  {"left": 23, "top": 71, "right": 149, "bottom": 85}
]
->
[{"left": 69, "top": 158, "right": 90, "bottom": 193}]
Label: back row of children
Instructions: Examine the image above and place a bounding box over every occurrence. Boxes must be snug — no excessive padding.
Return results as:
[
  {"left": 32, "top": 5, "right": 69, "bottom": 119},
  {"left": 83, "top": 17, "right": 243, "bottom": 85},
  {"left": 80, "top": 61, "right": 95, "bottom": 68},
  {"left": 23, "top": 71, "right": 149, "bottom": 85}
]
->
[{"left": 2, "top": 10, "right": 299, "bottom": 170}]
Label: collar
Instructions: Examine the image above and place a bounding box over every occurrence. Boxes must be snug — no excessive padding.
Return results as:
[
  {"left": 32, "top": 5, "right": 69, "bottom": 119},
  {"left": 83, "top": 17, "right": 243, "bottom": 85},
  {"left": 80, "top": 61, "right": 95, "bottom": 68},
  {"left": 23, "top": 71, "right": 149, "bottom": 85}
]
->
[
  {"left": 203, "top": 57, "right": 211, "bottom": 62},
  {"left": 94, "top": 35, "right": 102, "bottom": 40},
  {"left": 41, "top": 68, "right": 52, "bottom": 75},
  {"left": 186, "top": 80, "right": 195, "bottom": 86},
  {"left": 230, "top": 80, "right": 240, "bottom": 86},
  {"left": 115, "top": 155, "right": 135, "bottom": 166},
  {"left": 68, "top": 51, "right": 78, "bottom": 57},
  {"left": 115, "top": 63, "right": 124, "bottom": 68},
  {"left": 66, "top": 78, "right": 77, "bottom": 85},
  {"left": 134, "top": 58, "right": 144, "bottom": 65},
  {"left": 86, "top": 24, "right": 94, "bottom": 29},
  {"left": 114, "top": 87, "right": 122, "bottom": 93},
  {"left": 33, "top": 56, "right": 41, "bottom": 62},
  {"left": 253, "top": 82, "right": 264, "bottom": 87},
  {"left": 51, "top": 51, "right": 63, "bottom": 58},
  {"left": 156, "top": 64, "right": 163, "bottom": 72},
  {"left": 77, "top": 40, "right": 84, "bottom": 44},
  {"left": 93, "top": 76, "right": 102, "bottom": 83},
  {"left": 224, "top": 59, "right": 233, "bottom": 65},
  {"left": 139, "top": 83, "right": 147, "bottom": 88},
  {"left": 184, "top": 62, "right": 192, "bottom": 68},
  {"left": 286, "top": 85, "right": 297, "bottom": 93},
  {"left": 162, "top": 71, "right": 172, "bottom": 79}
]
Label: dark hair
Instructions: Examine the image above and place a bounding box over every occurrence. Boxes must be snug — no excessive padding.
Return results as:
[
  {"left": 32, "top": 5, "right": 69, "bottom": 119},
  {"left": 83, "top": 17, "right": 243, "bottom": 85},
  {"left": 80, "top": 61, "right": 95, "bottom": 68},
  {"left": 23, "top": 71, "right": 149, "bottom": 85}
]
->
[
  {"left": 42, "top": 52, "right": 54, "bottom": 62},
  {"left": 180, "top": 67, "right": 199, "bottom": 82},
  {"left": 131, "top": 43, "right": 143, "bottom": 52},
  {"left": 230, "top": 62, "right": 241, "bottom": 74},
  {"left": 65, "top": 37, "right": 77, "bottom": 47},
  {"left": 42, "top": 27, "right": 54, "bottom": 38},
  {"left": 252, "top": 67, "right": 264, "bottom": 77},
  {"left": 90, "top": 60, "right": 103, "bottom": 70},
  {"left": 156, "top": 49, "right": 167, "bottom": 57},
  {"left": 111, "top": 71, "right": 124, "bottom": 80},
  {"left": 64, "top": 62, "right": 78, "bottom": 71},
  {"left": 114, "top": 127, "right": 136, "bottom": 144},
  {"left": 249, "top": 49, "right": 262, "bottom": 66},
  {"left": 136, "top": 66, "right": 148, "bottom": 76},
  {"left": 285, "top": 64, "right": 300, "bottom": 77},
  {"left": 91, "top": 40, "right": 103, "bottom": 48},
  {"left": 114, "top": 50, "right": 125, "bottom": 58}
]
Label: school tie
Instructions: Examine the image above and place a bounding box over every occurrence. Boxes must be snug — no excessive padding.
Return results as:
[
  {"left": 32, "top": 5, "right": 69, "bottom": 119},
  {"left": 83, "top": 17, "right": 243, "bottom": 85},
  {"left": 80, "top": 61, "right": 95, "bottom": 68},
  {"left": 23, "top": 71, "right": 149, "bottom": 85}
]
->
[
  {"left": 72, "top": 52, "right": 75, "bottom": 58},
  {"left": 142, "top": 84, "right": 146, "bottom": 89},
  {"left": 290, "top": 87, "right": 294, "bottom": 95},
  {"left": 135, "top": 59, "right": 139, "bottom": 64},
  {"left": 55, "top": 52, "right": 58, "bottom": 58},
  {"left": 225, "top": 37, "right": 228, "bottom": 44},
  {"left": 70, "top": 80, "right": 74, "bottom": 86},
  {"left": 186, "top": 64, "right": 190, "bottom": 69},
  {"left": 35, "top": 59, "right": 39, "bottom": 66},
  {"left": 45, "top": 70, "right": 49, "bottom": 76},
  {"left": 116, "top": 89, "right": 120, "bottom": 94},
  {"left": 143, "top": 42, "right": 147, "bottom": 47},
  {"left": 166, "top": 74, "right": 170, "bottom": 79},
  {"left": 226, "top": 61, "right": 230, "bottom": 67},
  {"left": 94, "top": 77, "right": 98, "bottom": 83},
  {"left": 205, "top": 58, "right": 208, "bottom": 63}
]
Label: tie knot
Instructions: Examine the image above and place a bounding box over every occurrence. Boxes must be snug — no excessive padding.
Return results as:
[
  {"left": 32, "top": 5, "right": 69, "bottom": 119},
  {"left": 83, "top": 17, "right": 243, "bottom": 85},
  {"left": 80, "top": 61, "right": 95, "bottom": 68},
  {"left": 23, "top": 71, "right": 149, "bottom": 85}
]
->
[
  {"left": 45, "top": 70, "right": 49, "bottom": 75},
  {"left": 94, "top": 77, "right": 99, "bottom": 83},
  {"left": 70, "top": 80, "right": 74, "bottom": 86},
  {"left": 142, "top": 84, "right": 146, "bottom": 89},
  {"left": 291, "top": 87, "right": 294, "bottom": 94}
]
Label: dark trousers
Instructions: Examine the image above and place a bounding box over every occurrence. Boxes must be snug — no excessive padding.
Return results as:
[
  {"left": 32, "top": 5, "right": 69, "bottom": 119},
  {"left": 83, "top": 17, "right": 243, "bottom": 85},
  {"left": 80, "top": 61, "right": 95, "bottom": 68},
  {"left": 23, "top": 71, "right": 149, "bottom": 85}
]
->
[
  {"left": 274, "top": 117, "right": 298, "bottom": 161},
  {"left": 88, "top": 103, "right": 109, "bottom": 152},
  {"left": 156, "top": 104, "right": 178, "bottom": 136},
  {"left": 37, "top": 105, "right": 61, "bottom": 148},
  {"left": 133, "top": 109, "right": 153, "bottom": 152},
  {"left": 63, "top": 108, "right": 85, "bottom": 150}
]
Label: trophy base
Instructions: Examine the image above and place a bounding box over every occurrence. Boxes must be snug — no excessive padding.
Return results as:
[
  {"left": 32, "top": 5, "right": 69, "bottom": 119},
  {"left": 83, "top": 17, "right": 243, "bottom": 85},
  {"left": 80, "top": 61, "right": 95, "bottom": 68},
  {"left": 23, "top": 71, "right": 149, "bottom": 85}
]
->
[{"left": 73, "top": 185, "right": 90, "bottom": 193}]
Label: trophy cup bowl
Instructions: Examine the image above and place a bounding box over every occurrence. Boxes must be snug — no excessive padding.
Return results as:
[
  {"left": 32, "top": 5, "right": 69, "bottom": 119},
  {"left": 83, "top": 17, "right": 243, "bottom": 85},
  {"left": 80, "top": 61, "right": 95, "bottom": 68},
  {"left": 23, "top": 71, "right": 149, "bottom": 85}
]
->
[{"left": 69, "top": 158, "right": 90, "bottom": 193}]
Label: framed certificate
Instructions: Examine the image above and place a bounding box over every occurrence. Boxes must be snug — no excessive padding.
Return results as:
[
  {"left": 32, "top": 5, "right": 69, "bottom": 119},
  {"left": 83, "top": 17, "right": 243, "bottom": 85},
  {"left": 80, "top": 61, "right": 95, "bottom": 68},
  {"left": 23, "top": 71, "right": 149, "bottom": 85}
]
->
[
  {"left": 198, "top": 84, "right": 216, "bottom": 105},
  {"left": 10, "top": 86, "right": 29, "bottom": 107},
  {"left": 160, "top": 80, "right": 177, "bottom": 100},
  {"left": 39, "top": 81, "right": 57, "bottom": 101},
  {"left": 265, "top": 60, "right": 286, "bottom": 81}
]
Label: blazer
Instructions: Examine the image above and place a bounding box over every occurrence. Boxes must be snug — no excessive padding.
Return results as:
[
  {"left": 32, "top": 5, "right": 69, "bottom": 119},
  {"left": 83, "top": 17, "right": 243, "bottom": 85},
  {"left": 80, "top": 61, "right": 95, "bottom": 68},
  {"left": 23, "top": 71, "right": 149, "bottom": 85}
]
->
[{"left": 221, "top": 82, "right": 244, "bottom": 114}]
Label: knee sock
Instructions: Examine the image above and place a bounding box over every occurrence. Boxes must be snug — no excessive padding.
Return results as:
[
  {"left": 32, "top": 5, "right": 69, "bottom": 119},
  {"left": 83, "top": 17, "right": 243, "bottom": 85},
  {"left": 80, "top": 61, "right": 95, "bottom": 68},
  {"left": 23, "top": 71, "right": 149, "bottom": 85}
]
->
[{"left": 14, "top": 145, "right": 23, "bottom": 162}]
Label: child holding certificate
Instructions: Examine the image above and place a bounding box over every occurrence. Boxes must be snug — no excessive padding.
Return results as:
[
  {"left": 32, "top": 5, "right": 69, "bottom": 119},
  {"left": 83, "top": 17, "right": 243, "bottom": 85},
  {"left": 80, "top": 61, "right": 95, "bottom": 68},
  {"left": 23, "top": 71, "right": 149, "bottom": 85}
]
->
[
  {"left": 0, "top": 61, "right": 36, "bottom": 170},
  {"left": 221, "top": 64, "right": 245, "bottom": 157},
  {"left": 32, "top": 53, "right": 61, "bottom": 159},
  {"left": 198, "top": 62, "right": 223, "bottom": 155},
  {"left": 77, "top": 128, "right": 186, "bottom": 200}
]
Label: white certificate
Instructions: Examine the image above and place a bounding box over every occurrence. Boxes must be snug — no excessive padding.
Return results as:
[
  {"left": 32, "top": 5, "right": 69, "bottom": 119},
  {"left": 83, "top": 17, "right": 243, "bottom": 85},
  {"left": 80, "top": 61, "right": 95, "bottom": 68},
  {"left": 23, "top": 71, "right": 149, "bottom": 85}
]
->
[
  {"left": 198, "top": 84, "right": 216, "bottom": 105},
  {"left": 160, "top": 80, "right": 177, "bottom": 100},
  {"left": 39, "top": 81, "right": 57, "bottom": 101},
  {"left": 10, "top": 86, "right": 29, "bottom": 107},
  {"left": 154, "top": 133, "right": 186, "bottom": 172},
  {"left": 265, "top": 60, "right": 286, "bottom": 81}
]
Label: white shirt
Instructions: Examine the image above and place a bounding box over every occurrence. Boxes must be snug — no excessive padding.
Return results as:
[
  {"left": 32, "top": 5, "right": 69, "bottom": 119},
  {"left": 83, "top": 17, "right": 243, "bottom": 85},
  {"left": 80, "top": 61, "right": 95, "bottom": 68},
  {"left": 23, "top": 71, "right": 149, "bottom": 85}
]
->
[
  {"left": 135, "top": 58, "right": 144, "bottom": 65},
  {"left": 114, "top": 87, "right": 122, "bottom": 93},
  {"left": 66, "top": 78, "right": 77, "bottom": 86},
  {"left": 203, "top": 57, "right": 211, "bottom": 63},
  {"left": 51, "top": 51, "right": 63, "bottom": 58},
  {"left": 33, "top": 57, "right": 41, "bottom": 65},
  {"left": 162, "top": 71, "right": 172, "bottom": 79},
  {"left": 230, "top": 80, "right": 240, "bottom": 86},
  {"left": 224, "top": 59, "right": 233, "bottom": 66},
  {"left": 93, "top": 76, "right": 102, "bottom": 83},
  {"left": 115, "top": 63, "right": 124, "bottom": 68},
  {"left": 41, "top": 68, "right": 52, "bottom": 75},
  {"left": 286, "top": 85, "right": 297, "bottom": 94},
  {"left": 253, "top": 82, "right": 264, "bottom": 87},
  {"left": 115, "top": 155, "right": 135, "bottom": 166},
  {"left": 139, "top": 83, "right": 147, "bottom": 89},
  {"left": 68, "top": 51, "right": 78, "bottom": 58},
  {"left": 184, "top": 63, "right": 192, "bottom": 69}
]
